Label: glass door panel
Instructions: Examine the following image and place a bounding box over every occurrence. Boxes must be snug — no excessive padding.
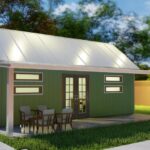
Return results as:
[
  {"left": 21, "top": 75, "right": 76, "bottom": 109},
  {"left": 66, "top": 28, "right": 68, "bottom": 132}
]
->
[
  {"left": 63, "top": 75, "right": 89, "bottom": 118},
  {"left": 78, "top": 77, "right": 87, "bottom": 113},
  {"left": 65, "top": 77, "right": 74, "bottom": 108}
]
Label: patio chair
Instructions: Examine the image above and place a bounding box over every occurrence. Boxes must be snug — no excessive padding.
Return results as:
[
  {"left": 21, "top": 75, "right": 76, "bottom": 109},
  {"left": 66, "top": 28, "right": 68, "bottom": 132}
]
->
[
  {"left": 19, "top": 106, "right": 37, "bottom": 133},
  {"left": 37, "top": 105, "right": 48, "bottom": 116},
  {"left": 36, "top": 109, "right": 55, "bottom": 134},
  {"left": 56, "top": 108, "right": 73, "bottom": 131},
  {"left": 37, "top": 105, "right": 47, "bottom": 111}
]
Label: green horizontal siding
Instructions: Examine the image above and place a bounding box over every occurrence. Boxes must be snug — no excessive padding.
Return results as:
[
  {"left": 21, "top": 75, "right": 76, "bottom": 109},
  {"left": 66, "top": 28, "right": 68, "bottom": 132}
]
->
[{"left": 0, "top": 68, "right": 134, "bottom": 126}]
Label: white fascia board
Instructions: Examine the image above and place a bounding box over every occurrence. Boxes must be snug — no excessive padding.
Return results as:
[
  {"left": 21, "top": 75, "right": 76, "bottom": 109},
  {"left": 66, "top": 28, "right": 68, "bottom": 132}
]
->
[{"left": 5, "top": 62, "right": 149, "bottom": 75}]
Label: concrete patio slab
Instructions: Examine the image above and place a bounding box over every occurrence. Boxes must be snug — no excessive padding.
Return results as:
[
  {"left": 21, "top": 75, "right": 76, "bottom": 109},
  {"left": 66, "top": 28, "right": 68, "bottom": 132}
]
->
[
  {"left": 0, "top": 142, "right": 14, "bottom": 150},
  {"left": 73, "top": 114, "right": 150, "bottom": 129},
  {"left": 0, "top": 114, "right": 150, "bottom": 137},
  {"left": 106, "top": 140, "right": 150, "bottom": 150}
]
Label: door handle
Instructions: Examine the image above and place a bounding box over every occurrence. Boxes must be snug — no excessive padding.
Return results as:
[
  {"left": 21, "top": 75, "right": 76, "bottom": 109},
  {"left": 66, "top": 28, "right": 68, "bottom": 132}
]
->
[{"left": 74, "top": 95, "right": 78, "bottom": 101}]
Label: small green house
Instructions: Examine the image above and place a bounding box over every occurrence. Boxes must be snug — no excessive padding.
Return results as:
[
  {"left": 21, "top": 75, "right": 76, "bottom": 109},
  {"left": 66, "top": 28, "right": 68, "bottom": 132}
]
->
[{"left": 0, "top": 29, "right": 149, "bottom": 135}]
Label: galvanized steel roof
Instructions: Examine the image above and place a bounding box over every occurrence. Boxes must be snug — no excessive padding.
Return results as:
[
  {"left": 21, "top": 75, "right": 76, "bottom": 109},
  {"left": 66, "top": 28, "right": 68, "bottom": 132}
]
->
[{"left": 0, "top": 29, "right": 139, "bottom": 70}]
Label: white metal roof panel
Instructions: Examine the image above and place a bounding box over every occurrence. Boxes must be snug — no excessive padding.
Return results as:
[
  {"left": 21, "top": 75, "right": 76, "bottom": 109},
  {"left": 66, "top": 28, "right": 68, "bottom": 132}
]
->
[{"left": 0, "top": 29, "right": 139, "bottom": 70}]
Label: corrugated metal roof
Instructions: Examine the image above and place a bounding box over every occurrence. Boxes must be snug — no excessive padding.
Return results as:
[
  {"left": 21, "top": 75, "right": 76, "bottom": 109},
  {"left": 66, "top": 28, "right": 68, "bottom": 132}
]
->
[{"left": 0, "top": 29, "right": 139, "bottom": 70}]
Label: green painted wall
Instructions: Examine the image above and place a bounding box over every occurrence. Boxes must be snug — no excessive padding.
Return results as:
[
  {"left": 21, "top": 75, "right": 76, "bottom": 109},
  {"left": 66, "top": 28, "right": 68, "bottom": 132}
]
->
[
  {"left": 0, "top": 68, "right": 7, "bottom": 126},
  {"left": 89, "top": 73, "right": 134, "bottom": 117},
  {"left": 0, "top": 68, "right": 134, "bottom": 126}
]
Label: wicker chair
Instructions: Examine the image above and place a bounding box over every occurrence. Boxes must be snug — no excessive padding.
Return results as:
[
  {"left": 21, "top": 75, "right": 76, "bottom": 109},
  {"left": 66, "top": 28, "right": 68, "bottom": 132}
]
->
[
  {"left": 19, "top": 106, "right": 37, "bottom": 133},
  {"left": 36, "top": 109, "right": 55, "bottom": 134},
  {"left": 56, "top": 108, "right": 73, "bottom": 131}
]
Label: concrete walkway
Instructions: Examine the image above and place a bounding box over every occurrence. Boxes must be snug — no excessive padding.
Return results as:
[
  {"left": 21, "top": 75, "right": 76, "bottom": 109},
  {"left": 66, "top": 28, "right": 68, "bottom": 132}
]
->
[
  {"left": 0, "top": 142, "right": 14, "bottom": 150},
  {"left": 107, "top": 140, "right": 150, "bottom": 150}
]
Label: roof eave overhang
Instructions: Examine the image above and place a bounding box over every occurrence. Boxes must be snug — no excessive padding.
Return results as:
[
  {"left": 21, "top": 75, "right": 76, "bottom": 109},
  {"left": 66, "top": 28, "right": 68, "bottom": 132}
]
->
[{"left": 0, "top": 62, "right": 148, "bottom": 75}]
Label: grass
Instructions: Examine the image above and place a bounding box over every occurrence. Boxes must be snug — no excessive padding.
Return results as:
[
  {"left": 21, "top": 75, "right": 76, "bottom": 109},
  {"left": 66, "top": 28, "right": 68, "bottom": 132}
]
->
[
  {"left": 135, "top": 105, "right": 150, "bottom": 115},
  {"left": 0, "top": 121, "right": 150, "bottom": 150}
]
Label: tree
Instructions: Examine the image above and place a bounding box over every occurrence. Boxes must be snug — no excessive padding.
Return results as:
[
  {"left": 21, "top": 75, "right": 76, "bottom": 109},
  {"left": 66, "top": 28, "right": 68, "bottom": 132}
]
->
[
  {"left": 55, "top": 0, "right": 121, "bottom": 41},
  {"left": 56, "top": 11, "right": 92, "bottom": 39},
  {"left": 44, "top": 0, "right": 64, "bottom": 16},
  {"left": 0, "top": 0, "right": 57, "bottom": 34},
  {"left": 0, "top": 0, "right": 41, "bottom": 23},
  {"left": 135, "top": 64, "right": 150, "bottom": 80},
  {"left": 115, "top": 17, "right": 150, "bottom": 63}
]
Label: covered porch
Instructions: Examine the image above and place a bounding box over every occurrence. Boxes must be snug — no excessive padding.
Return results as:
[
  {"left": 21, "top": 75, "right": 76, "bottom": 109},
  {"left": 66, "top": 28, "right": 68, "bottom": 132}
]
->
[
  {"left": 4, "top": 64, "right": 150, "bottom": 136},
  {"left": 1, "top": 113, "right": 150, "bottom": 137}
]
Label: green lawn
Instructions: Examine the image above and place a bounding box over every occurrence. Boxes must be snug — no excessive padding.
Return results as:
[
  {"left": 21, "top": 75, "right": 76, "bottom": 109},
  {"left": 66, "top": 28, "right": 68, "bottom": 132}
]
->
[
  {"left": 1, "top": 121, "right": 150, "bottom": 150},
  {"left": 135, "top": 105, "right": 150, "bottom": 115}
]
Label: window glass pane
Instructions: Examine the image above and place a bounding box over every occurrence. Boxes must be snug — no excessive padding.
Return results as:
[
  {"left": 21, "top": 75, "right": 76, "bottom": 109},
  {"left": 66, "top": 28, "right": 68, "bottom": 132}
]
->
[
  {"left": 105, "top": 75, "right": 122, "bottom": 82},
  {"left": 66, "top": 100, "right": 70, "bottom": 108},
  {"left": 66, "top": 93, "right": 70, "bottom": 99},
  {"left": 70, "top": 93, "right": 73, "bottom": 99},
  {"left": 66, "top": 78, "right": 70, "bottom": 84},
  {"left": 106, "top": 87, "right": 120, "bottom": 92},
  {"left": 15, "top": 72, "right": 42, "bottom": 81},
  {"left": 82, "top": 86, "right": 86, "bottom": 91},
  {"left": 70, "top": 85, "right": 73, "bottom": 92},
  {"left": 83, "top": 93, "right": 86, "bottom": 99},
  {"left": 79, "top": 92, "right": 82, "bottom": 99},
  {"left": 82, "top": 78, "right": 86, "bottom": 84},
  {"left": 15, "top": 86, "right": 42, "bottom": 94},
  {"left": 70, "top": 78, "right": 73, "bottom": 84},
  {"left": 79, "top": 78, "right": 82, "bottom": 85},
  {"left": 16, "top": 74, "right": 39, "bottom": 80},
  {"left": 105, "top": 86, "right": 122, "bottom": 93},
  {"left": 79, "top": 85, "right": 82, "bottom": 91},
  {"left": 66, "top": 85, "right": 70, "bottom": 92}
]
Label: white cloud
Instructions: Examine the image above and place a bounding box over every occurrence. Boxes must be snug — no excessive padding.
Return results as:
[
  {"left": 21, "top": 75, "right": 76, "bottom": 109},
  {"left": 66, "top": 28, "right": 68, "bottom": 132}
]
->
[
  {"left": 53, "top": 3, "right": 79, "bottom": 15},
  {"left": 82, "top": 3, "right": 99, "bottom": 17},
  {"left": 53, "top": 2, "right": 99, "bottom": 17},
  {"left": 99, "top": 15, "right": 148, "bottom": 34}
]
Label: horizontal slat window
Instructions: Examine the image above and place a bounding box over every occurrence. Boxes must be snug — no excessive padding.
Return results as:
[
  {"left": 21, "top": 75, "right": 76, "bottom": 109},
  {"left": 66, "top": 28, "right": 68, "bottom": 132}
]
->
[
  {"left": 105, "top": 86, "right": 123, "bottom": 93},
  {"left": 105, "top": 75, "right": 123, "bottom": 83},
  {"left": 14, "top": 72, "right": 43, "bottom": 81},
  {"left": 14, "top": 86, "right": 43, "bottom": 95}
]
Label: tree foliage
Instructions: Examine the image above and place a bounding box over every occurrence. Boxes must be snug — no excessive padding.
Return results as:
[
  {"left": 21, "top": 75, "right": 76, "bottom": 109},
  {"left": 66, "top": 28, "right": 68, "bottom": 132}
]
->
[
  {"left": 56, "top": 11, "right": 93, "bottom": 39},
  {"left": 135, "top": 64, "right": 150, "bottom": 80},
  {"left": 46, "top": 0, "right": 64, "bottom": 16},
  {"left": 0, "top": 0, "right": 57, "bottom": 34},
  {"left": 115, "top": 18, "right": 150, "bottom": 63}
]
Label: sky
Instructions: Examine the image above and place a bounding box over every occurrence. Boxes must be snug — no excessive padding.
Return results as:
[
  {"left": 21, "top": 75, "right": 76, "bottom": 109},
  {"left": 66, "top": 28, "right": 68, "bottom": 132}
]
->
[
  {"left": 66, "top": 0, "right": 150, "bottom": 16},
  {"left": 56, "top": 0, "right": 150, "bottom": 65}
]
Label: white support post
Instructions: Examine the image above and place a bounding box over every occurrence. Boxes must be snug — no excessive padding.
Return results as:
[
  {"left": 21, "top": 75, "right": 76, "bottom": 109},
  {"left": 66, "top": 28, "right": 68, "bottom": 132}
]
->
[{"left": 6, "top": 67, "right": 14, "bottom": 136}]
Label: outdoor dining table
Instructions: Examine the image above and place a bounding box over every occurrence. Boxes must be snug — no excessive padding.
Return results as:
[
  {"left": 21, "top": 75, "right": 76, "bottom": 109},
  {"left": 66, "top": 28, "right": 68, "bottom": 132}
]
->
[
  {"left": 28, "top": 110, "right": 57, "bottom": 133},
  {"left": 25, "top": 111, "right": 72, "bottom": 133}
]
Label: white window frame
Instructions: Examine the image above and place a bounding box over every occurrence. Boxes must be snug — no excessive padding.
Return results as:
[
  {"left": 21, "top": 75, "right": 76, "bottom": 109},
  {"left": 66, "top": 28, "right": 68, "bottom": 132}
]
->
[
  {"left": 104, "top": 85, "right": 123, "bottom": 93},
  {"left": 104, "top": 75, "right": 123, "bottom": 83},
  {"left": 14, "top": 85, "right": 43, "bottom": 95},
  {"left": 14, "top": 72, "right": 43, "bottom": 82}
]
